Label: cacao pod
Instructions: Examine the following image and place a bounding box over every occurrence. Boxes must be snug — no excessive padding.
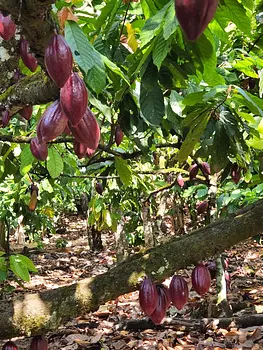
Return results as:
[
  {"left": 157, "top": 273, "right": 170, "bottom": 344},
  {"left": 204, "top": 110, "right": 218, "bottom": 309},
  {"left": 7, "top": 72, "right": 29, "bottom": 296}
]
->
[
  {"left": 63, "top": 124, "right": 71, "bottom": 135},
  {"left": 68, "top": 106, "right": 100, "bottom": 150},
  {"left": 177, "top": 174, "right": 184, "bottom": 188},
  {"left": 73, "top": 140, "right": 94, "bottom": 159},
  {"left": 149, "top": 284, "right": 171, "bottom": 325},
  {"left": 196, "top": 201, "right": 208, "bottom": 214},
  {"left": 30, "top": 137, "right": 48, "bottom": 161},
  {"left": 2, "top": 341, "right": 18, "bottom": 350},
  {"left": 30, "top": 335, "right": 48, "bottom": 350},
  {"left": 60, "top": 72, "right": 88, "bottom": 126},
  {"left": 224, "top": 270, "right": 231, "bottom": 290},
  {"left": 231, "top": 163, "right": 241, "bottom": 184},
  {"left": 19, "top": 105, "right": 33, "bottom": 120},
  {"left": 19, "top": 38, "right": 38, "bottom": 72},
  {"left": 191, "top": 263, "right": 211, "bottom": 296},
  {"left": 0, "top": 13, "right": 16, "bottom": 41},
  {"left": 189, "top": 164, "right": 198, "bottom": 180},
  {"left": 1, "top": 110, "right": 11, "bottom": 127},
  {"left": 175, "top": 0, "right": 218, "bottom": 41},
  {"left": 139, "top": 277, "right": 158, "bottom": 316},
  {"left": 37, "top": 100, "right": 68, "bottom": 142},
  {"left": 205, "top": 260, "right": 216, "bottom": 279},
  {"left": 249, "top": 78, "right": 256, "bottom": 90},
  {"left": 44, "top": 34, "right": 73, "bottom": 88},
  {"left": 169, "top": 275, "right": 188, "bottom": 310},
  {"left": 115, "top": 125, "right": 124, "bottom": 146},
  {"left": 201, "top": 161, "right": 211, "bottom": 175},
  {"left": 95, "top": 182, "right": 103, "bottom": 195}
]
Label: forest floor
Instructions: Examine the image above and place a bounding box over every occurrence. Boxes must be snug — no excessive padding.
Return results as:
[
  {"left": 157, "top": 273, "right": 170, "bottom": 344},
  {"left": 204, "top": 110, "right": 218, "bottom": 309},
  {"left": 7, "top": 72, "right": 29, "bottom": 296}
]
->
[{"left": 1, "top": 214, "right": 263, "bottom": 349}]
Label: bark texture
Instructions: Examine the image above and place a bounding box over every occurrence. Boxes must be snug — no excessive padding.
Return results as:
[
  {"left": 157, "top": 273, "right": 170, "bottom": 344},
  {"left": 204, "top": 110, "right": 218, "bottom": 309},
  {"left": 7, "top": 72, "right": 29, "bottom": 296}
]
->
[{"left": 0, "top": 199, "right": 262, "bottom": 338}]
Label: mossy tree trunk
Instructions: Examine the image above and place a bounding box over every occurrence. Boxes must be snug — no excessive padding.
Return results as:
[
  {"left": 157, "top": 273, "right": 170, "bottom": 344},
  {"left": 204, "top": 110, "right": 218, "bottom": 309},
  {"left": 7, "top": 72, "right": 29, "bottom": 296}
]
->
[{"left": 0, "top": 200, "right": 262, "bottom": 338}]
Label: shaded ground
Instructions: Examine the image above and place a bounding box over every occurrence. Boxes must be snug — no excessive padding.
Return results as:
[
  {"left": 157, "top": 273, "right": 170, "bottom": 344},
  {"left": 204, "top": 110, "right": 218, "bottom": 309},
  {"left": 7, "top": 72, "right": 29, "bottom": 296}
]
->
[{"left": 0, "top": 215, "right": 263, "bottom": 349}]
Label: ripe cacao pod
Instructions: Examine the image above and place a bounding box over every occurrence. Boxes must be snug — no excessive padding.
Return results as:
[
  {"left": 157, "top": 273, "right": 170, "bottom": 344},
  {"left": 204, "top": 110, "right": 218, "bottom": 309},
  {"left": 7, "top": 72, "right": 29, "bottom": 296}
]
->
[
  {"left": 231, "top": 163, "right": 241, "bottom": 184},
  {"left": 149, "top": 284, "right": 171, "bottom": 325},
  {"left": 1, "top": 110, "right": 11, "bottom": 127},
  {"left": 86, "top": 148, "right": 95, "bottom": 157},
  {"left": 175, "top": 0, "right": 218, "bottom": 41},
  {"left": 60, "top": 72, "right": 88, "bottom": 126},
  {"left": 197, "top": 201, "right": 208, "bottom": 214},
  {"left": 201, "top": 161, "right": 211, "bottom": 175},
  {"left": 63, "top": 124, "right": 71, "bottom": 135},
  {"left": 191, "top": 263, "right": 211, "bottom": 296},
  {"left": 0, "top": 13, "right": 16, "bottom": 41},
  {"left": 44, "top": 34, "right": 73, "bottom": 88},
  {"left": 169, "top": 275, "right": 188, "bottom": 310},
  {"left": 2, "top": 341, "right": 18, "bottom": 350},
  {"left": 30, "top": 137, "right": 48, "bottom": 161},
  {"left": 115, "top": 125, "right": 124, "bottom": 146},
  {"left": 19, "top": 38, "right": 38, "bottom": 72},
  {"left": 205, "top": 260, "right": 216, "bottom": 279},
  {"left": 95, "top": 182, "right": 103, "bottom": 195},
  {"left": 30, "top": 335, "right": 48, "bottom": 350},
  {"left": 74, "top": 140, "right": 95, "bottom": 159},
  {"left": 68, "top": 106, "right": 100, "bottom": 150},
  {"left": 177, "top": 174, "right": 184, "bottom": 188},
  {"left": 189, "top": 164, "right": 198, "bottom": 180},
  {"left": 37, "top": 100, "right": 68, "bottom": 142},
  {"left": 19, "top": 105, "right": 33, "bottom": 120},
  {"left": 139, "top": 277, "right": 158, "bottom": 316}
]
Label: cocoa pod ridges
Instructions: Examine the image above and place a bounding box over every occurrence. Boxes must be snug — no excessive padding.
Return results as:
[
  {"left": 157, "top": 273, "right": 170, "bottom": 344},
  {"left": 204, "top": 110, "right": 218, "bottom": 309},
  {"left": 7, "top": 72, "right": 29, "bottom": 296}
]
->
[
  {"left": 30, "top": 335, "right": 48, "bottom": 350},
  {"left": 191, "top": 263, "right": 211, "bottom": 296},
  {"left": 30, "top": 137, "right": 48, "bottom": 161},
  {"left": 149, "top": 284, "right": 171, "bottom": 325},
  {"left": 139, "top": 278, "right": 158, "bottom": 316},
  {"left": 169, "top": 275, "right": 188, "bottom": 310}
]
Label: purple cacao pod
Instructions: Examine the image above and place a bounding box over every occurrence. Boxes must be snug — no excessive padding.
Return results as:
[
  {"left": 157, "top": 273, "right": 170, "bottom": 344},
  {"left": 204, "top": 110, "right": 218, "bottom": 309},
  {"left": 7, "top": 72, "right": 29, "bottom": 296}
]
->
[
  {"left": 189, "top": 164, "right": 198, "bottom": 180},
  {"left": 44, "top": 34, "right": 73, "bottom": 88},
  {"left": 191, "top": 263, "right": 211, "bottom": 296},
  {"left": 149, "top": 284, "right": 171, "bottom": 325},
  {"left": 63, "top": 124, "right": 71, "bottom": 135},
  {"left": 74, "top": 140, "right": 90, "bottom": 159},
  {"left": 68, "top": 106, "right": 100, "bottom": 150},
  {"left": 197, "top": 201, "right": 208, "bottom": 214},
  {"left": 37, "top": 100, "right": 68, "bottom": 142},
  {"left": 1, "top": 110, "right": 11, "bottom": 127},
  {"left": 205, "top": 260, "right": 216, "bottom": 279},
  {"left": 2, "top": 341, "right": 18, "bottom": 350},
  {"left": 139, "top": 278, "right": 158, "bottom": 316},
  {"left": 175, "top": 0, "right": 218, "bottom": 41},
  {"left": 19, "top": 105, "right": 33, "bottom": 120},
  {"left": 177, "top": 174, "right": 184, "bottom": 188},
  {"left": 115, "top": 125, "right": 124, "bottom": 146},
  {"left": 201, "top": 162, "right": 211, "bottom": 175},
  {"left": 169, "top": 275, "right": 188, "bottom": 310},
  {"left": 86, "top": 148, "right": 95, "bottom": 157},
  {"left": 60, "top": 72, "right": 88, "bottom": 126},
  {"left": 30, "top": 137, "right": 48, "bottom": 161},
  {"left": 224, "top": 270, "right": 231, "bottom": 290},
  {"left": 0, "top": 13, "right": 16, "bottom": 41},
  {"left": 30, "top": 335, "right": 48, "bottom": 350},
  {"left": 95, "top": 182, "right": 103, "bottom": 195},
  {"left": 20, "top": 38, "right": 38, "bottom": 72},
  {"left": 231, "top": 164, "right": 241, "bottom": 184}
]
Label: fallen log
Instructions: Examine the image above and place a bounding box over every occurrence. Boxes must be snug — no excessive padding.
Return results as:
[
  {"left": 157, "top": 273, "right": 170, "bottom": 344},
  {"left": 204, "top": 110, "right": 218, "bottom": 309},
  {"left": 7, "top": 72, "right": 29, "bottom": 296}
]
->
[{"left": 0, "top": 200, "right": 262, "bottom": 338}]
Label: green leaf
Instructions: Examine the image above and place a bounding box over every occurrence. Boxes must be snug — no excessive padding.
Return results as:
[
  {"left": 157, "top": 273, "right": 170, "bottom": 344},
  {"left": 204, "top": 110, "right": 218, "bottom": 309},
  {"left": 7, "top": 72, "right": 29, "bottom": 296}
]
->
[
  {"left": 16, "top": 254, "right": 38, "bottom": 272},
  {"left": 9, "top": 255, "right": 30, "bottom": 282},
  {"left": 41, "top": 178, "right": 53, "bottom": 193},
  {"left": 20, "top": 145, "right": 34, "bottom": 176},
  {"left": 162, "top": 2, "right": 178, "bottom": 40},
  {"left": 178, "top": 109, "right": 211, "bottom": 163},
  {"left": 153, "top": 31, "right": 170, "bottom": 70},
  {"left": 115, "top": 157, "right": 132, "bottom": 186},
  {"left": 47, "top": 148, "right": 64, "bottom": 179},
  {"left": 140, "top": 85, "right": 164, "bottom": 125},
  {"left": 65, "top": 21, "right": 106, "bottom": 93}
]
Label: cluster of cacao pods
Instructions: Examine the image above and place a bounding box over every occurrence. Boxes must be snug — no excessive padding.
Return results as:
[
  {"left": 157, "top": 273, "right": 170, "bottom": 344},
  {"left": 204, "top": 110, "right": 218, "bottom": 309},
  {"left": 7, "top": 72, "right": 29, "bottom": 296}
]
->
[
  {"left": 175, "top": 0, "right": 219, "bottom": 41},
  {"left": 29, "top": 33, "right": 100, "bottom": 161},
  {"left": 189, "top": 161, "right": 210, "bottom": 181},
  {"left": 2, "top": 335, "right": 48, "bottom": 349},
  {"left": 139, "top": 263, "right": 211, "bottom": 324}
]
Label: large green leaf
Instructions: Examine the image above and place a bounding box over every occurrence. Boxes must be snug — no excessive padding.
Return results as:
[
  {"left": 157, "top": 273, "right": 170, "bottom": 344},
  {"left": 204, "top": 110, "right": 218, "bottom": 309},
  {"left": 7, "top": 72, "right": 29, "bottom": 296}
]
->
[
  {"left": 153, "top": 31, "right": 171, "bottom": 70},
  {"left": 178, "top": 109, "right": 211, "bottom": 162},
  {"left": 20, "top": 145, "right": 34, "bottom": 176},
  {"left": 47, "top": 148, "right": 64, "bottom": 179},
  {"left": 65, "top": 21, "right": 106, "bottom": 93},
  {"left": 140, "top": 85, "right": 164, "bottom": 125},
  {"left": 9, "top": 255, "right": 30, "bottom": 282},
  {"left": 115, "top": 157, "right": 132, "bottom": 186}
]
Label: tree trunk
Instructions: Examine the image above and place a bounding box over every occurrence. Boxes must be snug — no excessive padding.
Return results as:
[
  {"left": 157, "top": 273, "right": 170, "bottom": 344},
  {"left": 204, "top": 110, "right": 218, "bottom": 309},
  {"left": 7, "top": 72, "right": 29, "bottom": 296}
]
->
[{"left": 0, "top": 199, "right": 262, "bottom": 338}]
